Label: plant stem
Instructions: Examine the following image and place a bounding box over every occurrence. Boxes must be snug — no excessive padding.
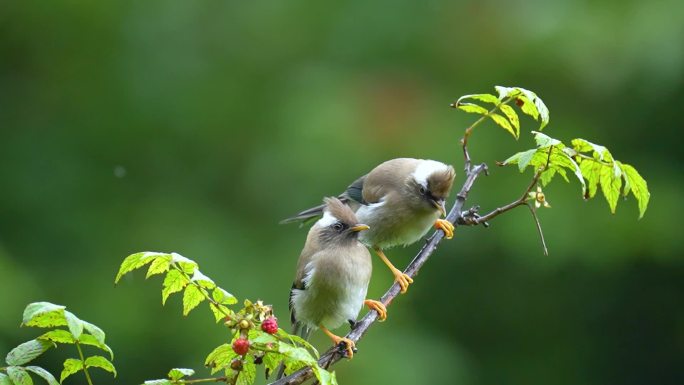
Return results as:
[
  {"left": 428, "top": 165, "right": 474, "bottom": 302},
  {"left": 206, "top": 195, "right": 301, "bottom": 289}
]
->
[
  {"left": 527, "top": 203, "right": 548, "bottom": 256},
  {"left": 75, "top": 342, "right": 94, "bottom": 385},
  {"left": 460, "top": 96, "right": 515, "bottom": 171}
]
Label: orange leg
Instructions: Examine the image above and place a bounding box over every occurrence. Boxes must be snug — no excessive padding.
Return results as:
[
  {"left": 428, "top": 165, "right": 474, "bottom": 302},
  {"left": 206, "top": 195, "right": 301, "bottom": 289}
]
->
[
  {"left": 320, "top": 325, "right": 355, "bottom": 359},
  {"left": 434, "top": 219, "right": 455, "bottom": 239},
  {"left": 364, "top": 299, "right": 387, "bottom": 321},
  {"left": 375, "top": 248, "right": 413, "bottom": 294}
]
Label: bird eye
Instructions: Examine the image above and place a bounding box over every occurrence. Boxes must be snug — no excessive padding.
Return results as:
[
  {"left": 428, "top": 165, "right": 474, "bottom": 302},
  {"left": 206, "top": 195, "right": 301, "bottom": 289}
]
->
[
  {"left": 419, "top": 186, "right": 427, "bottom": 195},
  {"left": 332, "top": 222, "right": 344, "bottom": 231}
]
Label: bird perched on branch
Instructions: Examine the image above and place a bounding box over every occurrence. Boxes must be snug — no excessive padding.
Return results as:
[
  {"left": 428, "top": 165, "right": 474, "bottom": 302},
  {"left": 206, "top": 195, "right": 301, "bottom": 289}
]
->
[
  {"left": 283, "top": 158, "right": 456, "bottom": 294},
  {"left": 288, "top": 197, "right": 387, "bottom": 360}
]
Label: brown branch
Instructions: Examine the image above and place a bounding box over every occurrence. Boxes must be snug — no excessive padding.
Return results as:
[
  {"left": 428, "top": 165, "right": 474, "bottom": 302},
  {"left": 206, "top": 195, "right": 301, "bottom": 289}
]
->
[{"left": 268, "top": 163, "right": 488, "bottom": 385}]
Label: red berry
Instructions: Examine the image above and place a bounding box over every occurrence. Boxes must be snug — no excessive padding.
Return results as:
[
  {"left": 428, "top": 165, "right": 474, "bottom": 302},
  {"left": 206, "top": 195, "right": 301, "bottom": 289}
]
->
[
  {"left": 261, "top": 317, "right": 278, "bottom": 334},
  {"left": 232, "top": 338, "right": 250, "bottom": 356},
  {"left": 515, "top": 98, "right": 524, "bottom": 107}
]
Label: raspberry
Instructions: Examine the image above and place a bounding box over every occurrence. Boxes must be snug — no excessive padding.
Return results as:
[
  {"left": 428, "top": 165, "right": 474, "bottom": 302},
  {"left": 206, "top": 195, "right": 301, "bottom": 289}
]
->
[
  {"left": 261, "top": 317, "right": 278, "bottom": 334},
  {"left": 232, "top": 338, "right": 250, "bottom": 356}
]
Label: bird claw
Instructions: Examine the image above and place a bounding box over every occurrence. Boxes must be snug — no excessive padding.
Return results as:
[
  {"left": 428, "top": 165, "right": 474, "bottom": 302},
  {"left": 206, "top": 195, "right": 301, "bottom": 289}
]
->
[
  {"left": 434, "top": 219, "right": 455, "bottom": 239},
  {"left": 392, "top": 268, "right": 413, "bottom": 294},
  {"left": 333, "top": 337, "right": 357, "bottom": 359},
  {"left": 364, "top": 299, "right": 387, "bottom": 321}
]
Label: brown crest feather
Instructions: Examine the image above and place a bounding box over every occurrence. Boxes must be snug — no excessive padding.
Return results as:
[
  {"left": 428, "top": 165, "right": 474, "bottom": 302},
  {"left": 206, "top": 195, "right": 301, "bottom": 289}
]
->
[{"left": 323, "top": 197, "right": 360, "bottom": 226}]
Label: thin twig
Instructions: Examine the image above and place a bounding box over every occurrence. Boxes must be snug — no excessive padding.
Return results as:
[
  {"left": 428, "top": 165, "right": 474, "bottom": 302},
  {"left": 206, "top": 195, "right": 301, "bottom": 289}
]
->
[
  {"left": 182, "top": 377, "right": 229, "bottom": 384},
  {"left": 75, "top": 342, "right": 94, "bottom": 385},
  {"left": 526, "top": 203, "right": 548, "bottom": 256}
]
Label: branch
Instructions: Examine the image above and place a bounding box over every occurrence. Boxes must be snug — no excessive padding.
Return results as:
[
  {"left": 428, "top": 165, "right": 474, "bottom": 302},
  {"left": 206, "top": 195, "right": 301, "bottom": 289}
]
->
[{"left": 268, "top": 165, "right": 489, "bottom": 385}]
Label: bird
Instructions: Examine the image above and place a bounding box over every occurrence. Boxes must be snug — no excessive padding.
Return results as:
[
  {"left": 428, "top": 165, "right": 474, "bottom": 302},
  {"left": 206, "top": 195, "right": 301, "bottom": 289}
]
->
[
  {"left": 282, "top": 158, "right": 456, "bottom": 294},
  {"left": 288, "top": 197, "right": 387, "bottom": 360}
]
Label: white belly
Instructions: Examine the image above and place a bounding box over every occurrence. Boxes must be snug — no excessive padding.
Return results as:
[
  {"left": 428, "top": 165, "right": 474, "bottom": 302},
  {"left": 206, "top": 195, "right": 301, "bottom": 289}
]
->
[{"left": 356, "top": 202, "right": 440, "bottom": 249}]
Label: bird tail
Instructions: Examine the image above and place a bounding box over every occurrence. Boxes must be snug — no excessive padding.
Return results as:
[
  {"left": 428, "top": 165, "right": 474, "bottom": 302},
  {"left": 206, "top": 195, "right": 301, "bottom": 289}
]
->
[
  {"left": 279, "top": 203, "right": 327, "bottom": 225},
  {"left": 274, "top": 322, "right": 312, "bottom": 379}
]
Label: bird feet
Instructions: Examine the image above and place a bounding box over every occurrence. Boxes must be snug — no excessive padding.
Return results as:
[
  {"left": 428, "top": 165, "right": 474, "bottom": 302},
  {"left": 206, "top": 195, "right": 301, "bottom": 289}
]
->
[
  {"left": 332, "top": 335, "right": 357, "bottom": 359},
  {"left": 391, "top": 267, "right": 413, "bottom": 294},
  {"left": 434, "top": 218, "right": 455, "bottom": 239},
  {"left": 364, "top": 299, "right": 387, "bottom": 321}
]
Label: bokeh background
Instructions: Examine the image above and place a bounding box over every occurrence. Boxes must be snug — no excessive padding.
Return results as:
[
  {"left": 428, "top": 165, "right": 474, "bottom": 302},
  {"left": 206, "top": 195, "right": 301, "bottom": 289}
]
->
[{"left": 1, "top": 1, "right": 682, "bottom": 384}]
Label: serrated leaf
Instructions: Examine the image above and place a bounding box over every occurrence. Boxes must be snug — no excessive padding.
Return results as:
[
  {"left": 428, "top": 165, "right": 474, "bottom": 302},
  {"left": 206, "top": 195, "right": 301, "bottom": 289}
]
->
[
  {"left": 63, "top": 311, "right": 83, "bottom": 339},
  {"left": 205, "top": 344, "right": 237, "bottom": 374},
  {"left": 144, "top": 380, "right": 172, "bottom": 385},
  {"left": 262, "top": 352, "right": 283, "bottom": 377},
  {"left": 7, "top": 367, "right": 33, "bottom": 385},
  {"left": 60, "top": 359, "right": 83, "bottom": 383},
  {"left": 116, "top": 252, "right": 167, "bottom": 283},
  {"left": 209, "top": 303, "right": 231, "bottom": 323},
  {"left": 171, "top": 253, "right": 198, "bottom": 274},
  {"left": 532, "top": 131, "right": 562, "bottom": 148},
  {"left": 78, "top": 335, "right": 114, "bottom": 360},
  {"left": 539, "top": 168, "right": 556, "bottom": 186},
  {"left": 191, "top": 270, "right": 216, "bottom": 289},
  {"left": 312, "top": 366, "right": 338, "bottom": 385},
  {"left": 38, "top": 330, "right": 74, "bottom": 345},
  {"left": 182, "top": 284, "right": 205, "bottom": 315},
  {"left": 168, "top": 368, "right": 194, "bottom": 381},
  {"left": 456, "top": 93, "right": 500, "bottom": 106},
  {"left": 6, "top": 339, "right": 54, "bottom": 366},
  {"left": 495, "top": 86, "right": 549, "bottom": 129},
  {"left": 236, "top": 360, "right": 256, "bottom": 385},
  {"left": 22, "top": 303, "right": 66, "bottom": 327},
  {"left": 212, "top": 288, "right": 238, "bottom": 306},
  {"left": 162, "top": 269, "right": 189, "bottom": 305},
  {"left": 499, "top": 104, "right": 520, "bottom": 133},
  {"left": 457, "top": 103, "right": 489, "bottom": 115},
  {"left": 278, "top": 343, "right": 316, "bottom": 364},
  {"left": 580, "top": 159, "right": 602, "bottom": 198},
  {"left": 503, "top": 149, "right": 537, "bottom": 171},
  {"left": 0, "top": 373, "right": 11, "bottom": 385},
  {"left": 619, "top": 163, "right": 650, "bottom": 218},
  {"left": 24, "top": 366, "right": 59, "bottom": 385},
  {"left": 489, "top": 113, "right": 517, "bottom": 139},
  {"left": 81, "top": 321, "right": 106, "bottom": 345},
  {"left": 85, "top": 355, "right": 117, "bottom": 377},
  {"left": 571, "top": 138, "right": 612, "bottom": 161},
  {"left": 600, "top": 164, "right": 622, "bottom": 213},
  {"left": 276, "top": 329, "right": 319, "bottom": 358},
  {"left": 146, "top": 256, "right": 172, "bottom": 279}
]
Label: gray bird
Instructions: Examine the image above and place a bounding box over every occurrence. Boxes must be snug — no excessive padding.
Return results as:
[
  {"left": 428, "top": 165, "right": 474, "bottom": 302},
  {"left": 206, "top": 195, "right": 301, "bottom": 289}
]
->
[
  {"left": 283, "top": 158, "right": 456, "bottom": 294},
  {"left": 289, "top": 197, "right": 387, "bottom": 359}
]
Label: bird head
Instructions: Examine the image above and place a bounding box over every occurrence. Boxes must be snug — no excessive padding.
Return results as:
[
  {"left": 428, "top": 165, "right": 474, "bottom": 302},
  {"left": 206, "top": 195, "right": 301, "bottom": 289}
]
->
[
  {"left": 315, "top": 197, "right": 369, "bottom": 244},
  {"left": 407, "top": 161, "right": 456, "bottom": 216}
]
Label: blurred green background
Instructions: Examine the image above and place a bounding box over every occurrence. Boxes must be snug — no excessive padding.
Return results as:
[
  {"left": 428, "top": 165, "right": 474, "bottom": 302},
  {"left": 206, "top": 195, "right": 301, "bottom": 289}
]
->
[{"left": 1, "top": 1, "right": 682, "bottom": 384}]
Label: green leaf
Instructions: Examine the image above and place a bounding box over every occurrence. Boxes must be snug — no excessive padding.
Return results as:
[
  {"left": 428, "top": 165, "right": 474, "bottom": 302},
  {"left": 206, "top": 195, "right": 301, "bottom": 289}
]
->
[
  {"left": 60, "top": 359, "right": 83, "bottom": 383},
  {"left": 532, "top": 131, "right": 562, "bottom": 148},
  {"left": 205, "top": 344, "right": 237, "bottom": 374},
  {"left": 168, "top": 368, "right": 194, "bottom": 381},
  {"left": 212, "top": 288, "right": 238, "bottom": 306},
  {"left": 579, "top": 159, "right": 603, "bottom": 198},
  {"left": 38, "top": 330, "right": 74, "bottom": 345},
  {"left": 24, "top": 367, "right": 59, "bottom": 385},
  {"left": 236, "top": 360, "right": 256, "bottom": 385},
  {"left": 85, "top": 356, "right": 117, "bottom": 377},
  {"left": 7, "top": 367, "right": 33, "bottom": 385},
  {"left": 312, "top": 366, "right": 338, "bottom": 385},
  {"left": 619, "top": 162, "right": 650, "bottom": 218},
  {"left": 81, "top": 321, "right": 106, "bottom": 345},
  {"left": 489, "top": 113, "right": 517, "bottom": 139},
  {"left": 262, "top": 352, "right": 283, "bottom": 377},
  {"left": 6, "top": 339, "right": 54, "bottom": 366},
  {"left": 116, "top": 252, "right": 168, "bottom": 283},
  {"left": 191, "top": 270, "right": 216, "bottom": 290},
  {"left": 456, "top": 103, "right": 489, "bottom": 115},
  {"left": 78, "top": 335, "right": 114, "bottom": 360},
  {"left": 144, "top": 380, "right": 172, "bottom": 385},
  {"left": 146, "top": 256, "right": 172, "bottom": 279},
  {"left": 0, "top": 373, "right": 11, "bottom": 385},
  {"left": 495, "top": 86, "right": 549, "bottom": 129},
  {"left": 161, "top": 269, "right": 189, "bottom": 305},
  {"left": 599, "top": 164, "right": 622, "bottom": 213},
  {"left": 209, "top": 303, "right": 231, "bottom": 323},
  {"left": 503, "top": 149, "right": 537, "bottom": 172},
  {"left": 571, "top": 138, "right": 612, "bottom": 161},
  {"left": 499, "top": 104, "right": 520, "bottom": 135},
  {"left": 171, "top": 253, "right": 198, "bottom": 274},
  {"left": 22, "top": 303, "right": 66, "bottom": 327},
  {"left": 182, "top": 284, "right": 205, "bottom": 315},
  {"left": 278, "top": 343, "right": 316, "bottom": 364},
  {"left": 276, "top": 329, "right": 319, "bottom": 358},
  {"left": 455, "top": 93, "right": 500, "bottom": 106},
  {"left": 63, "top": 311, "right": 83, "bottom": 339}
]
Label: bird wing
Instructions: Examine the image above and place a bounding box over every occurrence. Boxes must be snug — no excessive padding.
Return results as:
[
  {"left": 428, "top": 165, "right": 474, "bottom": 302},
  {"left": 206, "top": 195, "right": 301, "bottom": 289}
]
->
[
  {"left": 289, "top": 233, "right": 321, "bottom": 323},
  {"left": 361, "top": 158, "right": 419, "bottom": 203}
]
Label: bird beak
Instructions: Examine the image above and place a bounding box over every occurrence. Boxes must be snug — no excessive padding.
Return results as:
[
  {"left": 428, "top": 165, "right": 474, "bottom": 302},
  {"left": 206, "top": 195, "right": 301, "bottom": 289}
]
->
[
  {"left": 432, "top": 199, "right": 447, "bottom": 217},
  {"left": 350, "top": 224, "right": 370, "bottom": 232}
]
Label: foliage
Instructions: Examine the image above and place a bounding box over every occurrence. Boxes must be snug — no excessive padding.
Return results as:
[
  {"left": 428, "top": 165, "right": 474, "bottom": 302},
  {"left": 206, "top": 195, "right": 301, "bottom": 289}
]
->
[
  {"left": 116, "top": 252, "right": 335, "bottom": 385},
  {"left": 1, "top": 302, "right": 115, "bottom": 385}
]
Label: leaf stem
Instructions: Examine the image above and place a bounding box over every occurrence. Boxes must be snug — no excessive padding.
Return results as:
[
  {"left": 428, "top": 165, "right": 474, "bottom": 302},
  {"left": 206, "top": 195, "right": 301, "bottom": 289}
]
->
[
  {"left": 172, "top": 263, "right": 233, "bottom": 318},
  {"left": 461, "top": 96, "right": 515, "bottom": 171},
  {"left": 527, "top": 203, "right": 548, "bottom": 256},
  {"left": 75, "top": 342, "right": 94, "bottom": 385}
]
